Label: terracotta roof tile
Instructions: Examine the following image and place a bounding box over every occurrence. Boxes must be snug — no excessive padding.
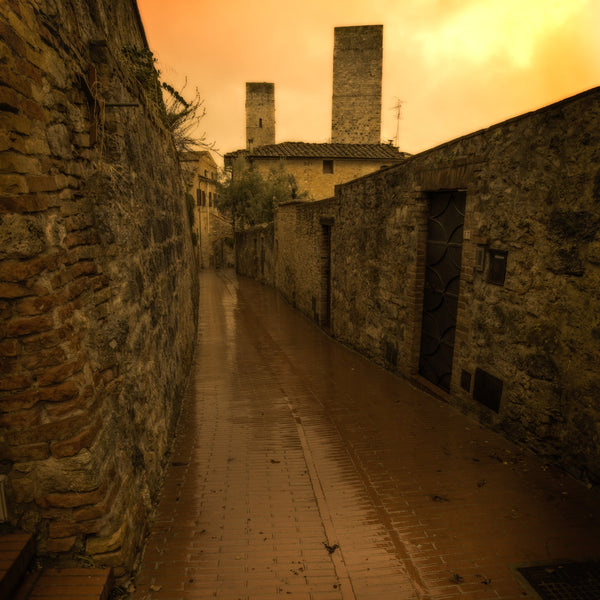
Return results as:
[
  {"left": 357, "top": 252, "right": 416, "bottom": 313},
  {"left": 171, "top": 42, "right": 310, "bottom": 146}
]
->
[{"left": 226, "top": 142, "right": 409, "bottom": 161}]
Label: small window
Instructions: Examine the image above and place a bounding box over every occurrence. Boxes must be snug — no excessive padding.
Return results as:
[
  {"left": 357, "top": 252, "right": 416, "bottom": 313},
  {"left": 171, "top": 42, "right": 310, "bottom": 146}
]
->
[
  {"left": 323, "top": 159, "right": 334, "bottom": 174},
  {"left": 259, "top": 118, "right": 263, "bottom": 128},
  {"left": 196, "top": 189, "right": 201, "bottom": 206}
]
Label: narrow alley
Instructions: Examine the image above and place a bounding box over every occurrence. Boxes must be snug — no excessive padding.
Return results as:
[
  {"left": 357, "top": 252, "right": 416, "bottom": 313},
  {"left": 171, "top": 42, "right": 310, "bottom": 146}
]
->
[{"left": 133, "top": 270, "right": 600, "bottom": 600}]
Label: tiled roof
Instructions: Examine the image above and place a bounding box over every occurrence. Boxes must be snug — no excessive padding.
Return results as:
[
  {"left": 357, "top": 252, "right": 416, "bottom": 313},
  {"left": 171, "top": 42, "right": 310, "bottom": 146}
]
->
[
  {"left": 180, "top": 150, "right": 218, "bottom": 165},
  {"left": 226, "top": 142, "right": 409, "bottom": 161}
]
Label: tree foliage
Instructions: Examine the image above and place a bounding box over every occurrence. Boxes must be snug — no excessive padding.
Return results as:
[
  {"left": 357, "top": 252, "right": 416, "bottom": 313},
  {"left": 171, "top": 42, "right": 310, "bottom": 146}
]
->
[{"left": 217, "top": 160, "right": 303, "bottom": 229}]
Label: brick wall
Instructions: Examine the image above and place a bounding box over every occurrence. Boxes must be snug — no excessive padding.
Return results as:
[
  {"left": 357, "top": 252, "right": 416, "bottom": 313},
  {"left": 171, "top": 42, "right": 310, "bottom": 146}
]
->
[
  {"left": 238, "top": 87, "right": 600, "bottom": 486},
  {"left": 0, "top": 0, "right": 198, "bottom": 577}
]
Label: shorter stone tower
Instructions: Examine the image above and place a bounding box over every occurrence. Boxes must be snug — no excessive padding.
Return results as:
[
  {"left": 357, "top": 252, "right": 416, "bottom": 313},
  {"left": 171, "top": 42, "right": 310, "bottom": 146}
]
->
[
  {"left": 331, "top": 25, "right": 383, "bottom": 144},
  {"left": 246, "top": 82, "right": 275, "bottom": 151}
]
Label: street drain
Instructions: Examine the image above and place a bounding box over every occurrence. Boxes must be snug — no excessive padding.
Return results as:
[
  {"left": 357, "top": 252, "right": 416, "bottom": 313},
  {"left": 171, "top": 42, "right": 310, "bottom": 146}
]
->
[{"left": 517, "top": 561, "right": 600, "bottom": 600}]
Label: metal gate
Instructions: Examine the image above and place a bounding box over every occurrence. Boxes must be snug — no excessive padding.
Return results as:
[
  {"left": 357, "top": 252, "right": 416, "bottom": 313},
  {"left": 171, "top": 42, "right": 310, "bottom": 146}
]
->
[{"left": 418, "top": 191, "right": 466, "bottom": 391}]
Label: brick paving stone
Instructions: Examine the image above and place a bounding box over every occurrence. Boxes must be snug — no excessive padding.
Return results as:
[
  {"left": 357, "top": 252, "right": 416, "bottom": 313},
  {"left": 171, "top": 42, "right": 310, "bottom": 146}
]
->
[{"left": 133, "top": 270, "right": 600, "bottom": 600}]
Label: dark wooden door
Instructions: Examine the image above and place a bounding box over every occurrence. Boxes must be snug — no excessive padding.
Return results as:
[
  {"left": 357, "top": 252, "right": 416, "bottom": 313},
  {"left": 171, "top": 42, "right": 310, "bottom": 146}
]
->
[
  {"left": 320, "top": 224, "right": 332, "bottom": 327},
  {"left": 419, "top": 191, "right": 465, "bottom": 391}
]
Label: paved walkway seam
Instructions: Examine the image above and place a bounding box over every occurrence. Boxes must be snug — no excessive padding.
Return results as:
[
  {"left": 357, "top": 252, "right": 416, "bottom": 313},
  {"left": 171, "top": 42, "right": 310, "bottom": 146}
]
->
[{"left": 286, "top": 398, "right": 358, "bottom": 600}]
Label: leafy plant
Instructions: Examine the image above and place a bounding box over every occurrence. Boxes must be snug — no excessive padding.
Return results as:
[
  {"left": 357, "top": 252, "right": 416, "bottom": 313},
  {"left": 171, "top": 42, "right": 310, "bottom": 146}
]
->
[
  {"left": 161, "top": 81, "right": 212, "bottom": 153},
  {"left": 121, "top": 46, "right": 213, "bottom": 152},
  {"left": 121, "top": 45, "right": 164, "bottom": 108},
  {"left": 216, "top": 159, "right": 304, "bottom": 229}
]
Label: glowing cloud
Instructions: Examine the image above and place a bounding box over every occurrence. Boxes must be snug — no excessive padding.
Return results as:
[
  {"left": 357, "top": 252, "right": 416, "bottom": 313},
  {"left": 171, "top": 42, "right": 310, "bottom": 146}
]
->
[{"left": 137, "top": 0, "right": 599, "bottom": 160}]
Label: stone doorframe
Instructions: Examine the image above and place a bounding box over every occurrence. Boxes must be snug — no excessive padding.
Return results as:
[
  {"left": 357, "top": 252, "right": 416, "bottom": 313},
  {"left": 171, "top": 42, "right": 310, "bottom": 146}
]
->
[{"left": 406, "top": 161, "right": 479, "bottom": 398}]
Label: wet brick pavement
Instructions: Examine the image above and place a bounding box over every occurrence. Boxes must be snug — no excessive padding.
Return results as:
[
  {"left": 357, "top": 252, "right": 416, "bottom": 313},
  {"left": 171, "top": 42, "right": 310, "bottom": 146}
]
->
[{"left": 132, "top": 269, "right": 600, "bottom": 600}]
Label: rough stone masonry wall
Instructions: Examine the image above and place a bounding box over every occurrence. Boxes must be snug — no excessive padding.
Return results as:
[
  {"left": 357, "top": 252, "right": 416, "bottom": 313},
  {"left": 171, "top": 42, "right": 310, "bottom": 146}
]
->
[
  {"left": 0, "top": 0, "right": 198, "bottom": 578},
  {"left": 235, "top": 223, "right": 274, "bottom": 286},
  {"left": 274, "top": 200, "right": 337, "bottom": 322},
  {"left": 268, "top": 88, "right": 600, "bottom": 485},
  {"left": 245, "top": 82, "right": 275, "bottom": 151},
  {"left": 331, "top": 25, "right": 382, "bottom": 144},
  {"left": 201, "top": 208, "right": 234, "bottom": 269}
]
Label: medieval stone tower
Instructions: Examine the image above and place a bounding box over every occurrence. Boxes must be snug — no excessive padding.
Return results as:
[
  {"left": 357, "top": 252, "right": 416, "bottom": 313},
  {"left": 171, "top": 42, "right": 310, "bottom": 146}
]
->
[
  {"left": 246, "top": 82, "right": 276, "bottom": 151},
  {"left": 331, "top": 25, "right": 383, "bottom": 144}
]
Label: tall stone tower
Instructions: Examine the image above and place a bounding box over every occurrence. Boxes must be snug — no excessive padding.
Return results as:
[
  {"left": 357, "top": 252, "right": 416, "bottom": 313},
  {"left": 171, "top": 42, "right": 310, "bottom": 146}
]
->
[
  {"left": 331, "top": 25, "right": 383, "bottom": 144},
  {"left": 245, "top": 82, "right": 275, "bottom": 151}
]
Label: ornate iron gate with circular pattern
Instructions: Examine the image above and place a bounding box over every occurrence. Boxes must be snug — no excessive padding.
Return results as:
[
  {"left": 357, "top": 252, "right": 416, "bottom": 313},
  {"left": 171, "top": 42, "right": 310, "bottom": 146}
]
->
[{"left": 418, "top": 190, "right": 466, "bottom": 391}]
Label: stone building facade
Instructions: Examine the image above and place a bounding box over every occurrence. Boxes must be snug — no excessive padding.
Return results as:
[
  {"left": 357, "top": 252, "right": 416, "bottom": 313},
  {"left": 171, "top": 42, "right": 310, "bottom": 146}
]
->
[
  {"left": 236, "top": 87, "right": 600, "bottom": 486},
  {"left": 225, "top": 24, "right": 395, "bottom": 202},
  {"left": 331, "top": 25, "right": 383, "bottom": 144},
  {"left": 180, "top": 150, "right": 219, "bottom": 208},
  {"left": 0, "top": 0, "right": 198, "bottom": 578},
  {"left": 225, "top": 142, "right": 407, "bottom": 201},
  {"left": 245, "top": 82, "right": 275, "bottom": 151},
  {"left": 180, "top": 151, "right": 232, "bottom": 268}
]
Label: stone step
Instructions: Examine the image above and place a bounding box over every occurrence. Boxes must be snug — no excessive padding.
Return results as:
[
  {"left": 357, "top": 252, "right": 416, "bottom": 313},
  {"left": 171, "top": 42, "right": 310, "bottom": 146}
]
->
[
  {"left": 0, "top": 533, "right": 113, "bottom": 600},
  {"left": 26, "top": 568, "right": 114, "bottom": 600},
  {"left": 0, "top": 533, "right": 36, "bottom": 600}
]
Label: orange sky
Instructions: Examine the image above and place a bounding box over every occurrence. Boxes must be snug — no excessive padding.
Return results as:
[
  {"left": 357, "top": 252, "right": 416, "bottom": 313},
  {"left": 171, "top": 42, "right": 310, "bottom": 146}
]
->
[{"left": 136, "top": 0, "right": 600, "bottom": 164}]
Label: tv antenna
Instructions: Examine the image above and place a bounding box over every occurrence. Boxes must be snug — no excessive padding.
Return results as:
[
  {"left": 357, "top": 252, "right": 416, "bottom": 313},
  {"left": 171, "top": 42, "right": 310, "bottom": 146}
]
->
[{"left": 392, "top": 98, "right": 403, "bottom": 147}]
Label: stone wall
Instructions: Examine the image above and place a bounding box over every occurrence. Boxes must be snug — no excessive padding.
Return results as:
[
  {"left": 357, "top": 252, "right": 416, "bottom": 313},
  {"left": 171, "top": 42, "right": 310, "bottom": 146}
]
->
[
  {"left": 240, "top": 87, "right": 600, "bottom": 486},
  {"left": 0, "top": 0, "right": 198, "bottom": 578},
  {"left": 274, "top": 201, "right": 338, "bottom": 324},
  {"left": 207, "top": 209, "right": 235, "bottom": 269},
  {"left": 235, "top": 223, "right": 274, "bottom": 286}
]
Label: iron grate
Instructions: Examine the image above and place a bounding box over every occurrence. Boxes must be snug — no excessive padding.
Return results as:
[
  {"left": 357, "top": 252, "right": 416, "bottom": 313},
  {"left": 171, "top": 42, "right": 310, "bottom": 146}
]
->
[{"left": 517, "top": 562, "right": 600, "bottom": 600}]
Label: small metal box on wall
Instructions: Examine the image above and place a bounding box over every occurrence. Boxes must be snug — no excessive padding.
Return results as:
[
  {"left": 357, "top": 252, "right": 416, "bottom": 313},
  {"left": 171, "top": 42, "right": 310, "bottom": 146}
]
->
[{"left": 488, "top": 249, "right": 508, "bottom": 285}]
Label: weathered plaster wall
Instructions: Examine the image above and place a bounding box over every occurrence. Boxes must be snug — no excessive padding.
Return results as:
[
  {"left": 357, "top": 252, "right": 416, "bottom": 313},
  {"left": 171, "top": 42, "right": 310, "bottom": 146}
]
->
[
  {"left": 252, "top": 157, "right": 396, "bottom": 201},
  {"left": 0, "top": 0, "right": 198, "bottom": 577},
  {"left": 238, "top": 87, "right": 600, "bottom": 485}
]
